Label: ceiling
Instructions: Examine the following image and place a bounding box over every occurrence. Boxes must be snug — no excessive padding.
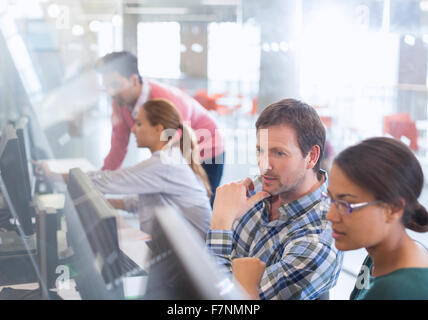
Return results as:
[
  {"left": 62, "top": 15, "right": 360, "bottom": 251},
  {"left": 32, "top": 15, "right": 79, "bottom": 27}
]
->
[{"left": 77, "top": 0, "right": 240, "bottom": 22}]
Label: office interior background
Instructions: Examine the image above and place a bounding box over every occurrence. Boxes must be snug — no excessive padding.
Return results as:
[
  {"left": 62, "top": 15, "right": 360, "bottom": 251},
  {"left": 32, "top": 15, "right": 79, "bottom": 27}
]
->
[{"left": 1, "top": 0, "right": 428, "bottom": 300}]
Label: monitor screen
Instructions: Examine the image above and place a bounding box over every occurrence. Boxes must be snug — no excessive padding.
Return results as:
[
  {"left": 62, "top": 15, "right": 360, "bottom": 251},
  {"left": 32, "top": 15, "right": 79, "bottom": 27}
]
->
[
  {"left": 66, "top": 168, "right": 128, "bottom": 298},
  {"left": 144, "top": 206, "right": 247, "bottom": 300},
  {"left": 15, "top": 116, "right": 35, "bottom": 199},
  {"left": 62, "top": 189, "right": 118, "bottom": 299},
  {"left": 0, "top": 124, "right": 34, "bottom": 235}
]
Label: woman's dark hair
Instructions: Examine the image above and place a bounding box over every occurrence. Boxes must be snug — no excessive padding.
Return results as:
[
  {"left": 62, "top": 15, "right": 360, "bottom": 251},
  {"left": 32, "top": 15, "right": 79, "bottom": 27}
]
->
[
  {"left": 255, "top": 98, "right": 326, "bottom": 172},
  {"left": 334, "top": 137, "right": 428, "bottom": 233}
]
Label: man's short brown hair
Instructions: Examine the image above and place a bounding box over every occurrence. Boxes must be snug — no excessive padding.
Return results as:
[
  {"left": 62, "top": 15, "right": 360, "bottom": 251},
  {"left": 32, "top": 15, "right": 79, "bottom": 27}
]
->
[
  {"left": 255, "top": 98, "right": 326, "bottom": 172},
  {"left": 95, "top": 51, "right": 142, "bottom": 83}
]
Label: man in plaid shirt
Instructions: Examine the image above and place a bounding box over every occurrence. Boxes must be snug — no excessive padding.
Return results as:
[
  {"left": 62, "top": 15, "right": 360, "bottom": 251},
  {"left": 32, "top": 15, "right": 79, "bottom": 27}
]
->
[{"left": 207, "top": 99, "right": 343, "bottom": 300}]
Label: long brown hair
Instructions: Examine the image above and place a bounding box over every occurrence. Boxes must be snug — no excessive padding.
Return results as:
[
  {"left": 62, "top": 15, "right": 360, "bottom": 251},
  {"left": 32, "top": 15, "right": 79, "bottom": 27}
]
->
[
  {"left": 142, "top": 98, "right": 212, "bottom": 198},
  {"left": 334, "top": 137, "right": 428, "bottom": 233}
]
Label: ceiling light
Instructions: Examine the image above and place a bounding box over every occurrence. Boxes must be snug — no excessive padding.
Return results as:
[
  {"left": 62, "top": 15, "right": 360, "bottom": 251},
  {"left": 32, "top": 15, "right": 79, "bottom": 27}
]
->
[
  {"left": 47, "top": 3, "right": 60, "bottom": 18},
  {"left": 201, "top": 0, "right": 239, "bottom": 5},
  {"left": 72, "top": 25, "right": 85, "bottom": 36},
  {"left": 404, "top": 34, "right": 416, "bottom": 46},
  {"left": 280, "top": 41, "right": 289, "bottom": 52},
  {"left": 89, "top": 20, "right": 101, "bottom": 33},
  {"left": 191, "top": 43, "right": 203, "bottom": 53},
  {"left": 270, "top": 42, "right": 279, "bottom": 52},
  {"left": 124, "top": 7, "right": 189, "bottom": 15},
  {"left": 262, "top": 42, "right": 270, "bottom": 52},
  {"left": 420, "top": 1, "right": 428, "bottom": 11}
]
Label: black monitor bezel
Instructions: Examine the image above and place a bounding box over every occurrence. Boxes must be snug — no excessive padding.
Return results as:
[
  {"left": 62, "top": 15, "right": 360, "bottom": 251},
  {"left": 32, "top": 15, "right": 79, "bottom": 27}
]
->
[
  {"left": 145, "top": 206, "right": 246, "bottom": 300},
  {"left": 0, "top": 125, "right": 35, "bottom": 236},
  {"left": 66, "top": 168, "right": 126, "bottom": 299},
  {"left": 15, "top": 116, "right": 36, "bottom": 198}
]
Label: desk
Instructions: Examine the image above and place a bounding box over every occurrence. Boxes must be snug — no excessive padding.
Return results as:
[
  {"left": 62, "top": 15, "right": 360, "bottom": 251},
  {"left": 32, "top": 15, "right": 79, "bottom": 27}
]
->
[
  {"left": 42, "top": 158, "right": 97, "bottom": 174},
  {"left": 36, "top": 193, "right": 66, "bottom": 211},
  {"left": 0, "top": 215, "right": 151, "bottom": 300}
]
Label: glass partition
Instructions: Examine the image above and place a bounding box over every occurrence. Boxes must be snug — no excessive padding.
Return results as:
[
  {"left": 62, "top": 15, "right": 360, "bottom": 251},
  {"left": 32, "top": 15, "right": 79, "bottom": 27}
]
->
[{"left": 1, "top": 0, "right": 428, "bottom": 300}]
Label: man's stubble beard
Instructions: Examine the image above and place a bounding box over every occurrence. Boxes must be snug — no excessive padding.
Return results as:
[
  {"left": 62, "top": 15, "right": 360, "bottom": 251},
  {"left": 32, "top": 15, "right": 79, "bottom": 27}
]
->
[{"left": 264, "top": 170, "right": 307, "bottom": 202}]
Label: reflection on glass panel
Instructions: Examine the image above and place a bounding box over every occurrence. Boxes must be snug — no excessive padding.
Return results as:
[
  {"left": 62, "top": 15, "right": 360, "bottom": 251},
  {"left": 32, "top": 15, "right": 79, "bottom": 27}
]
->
[
  {"left": 0, "top": 0, "right": 428, "bottom": 301},
  {"left": 0, "top": 13, "right": 18, "bottom": 38},
  {"left": 4, "top": 30, "right": 42, "bottom": 97},
  {"left": 8, "top": 34, "right": 32, "bottom": 67}
]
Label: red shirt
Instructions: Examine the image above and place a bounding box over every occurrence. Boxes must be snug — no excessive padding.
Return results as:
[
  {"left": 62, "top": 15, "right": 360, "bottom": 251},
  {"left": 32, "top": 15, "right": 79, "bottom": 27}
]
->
[{"left": 102, "top": 79, "right": 224, "bottom": 170}]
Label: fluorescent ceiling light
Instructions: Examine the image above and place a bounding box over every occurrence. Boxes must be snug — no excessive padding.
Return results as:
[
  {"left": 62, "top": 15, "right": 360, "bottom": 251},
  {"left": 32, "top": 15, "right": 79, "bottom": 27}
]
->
[
  {"left": 124, "top": 7, "right": 189, "bottom": 15},
  {"left": 201, "top": 0, "right": 239, "bottom": 5}
]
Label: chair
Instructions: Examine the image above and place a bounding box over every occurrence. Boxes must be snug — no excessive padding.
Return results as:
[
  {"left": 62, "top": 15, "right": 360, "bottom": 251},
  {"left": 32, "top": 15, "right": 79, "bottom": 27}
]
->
[{"left": 383, "top": 112, "right": 418, "bottom": 151}]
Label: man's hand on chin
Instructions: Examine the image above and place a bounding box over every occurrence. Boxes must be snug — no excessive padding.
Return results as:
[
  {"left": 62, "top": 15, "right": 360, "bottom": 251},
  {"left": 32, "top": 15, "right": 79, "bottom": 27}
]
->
[{"left": 210, "top": 178, "right": 271, "bottom": 230}]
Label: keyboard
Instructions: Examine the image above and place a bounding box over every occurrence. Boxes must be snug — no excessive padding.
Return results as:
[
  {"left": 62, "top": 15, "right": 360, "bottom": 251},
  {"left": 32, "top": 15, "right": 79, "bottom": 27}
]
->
[
  {"left": 118, "top": 249, "right": 147, "bottom": 277},
  {"left": 0, "top": 230, "right": 37, "bottom": 256},
  {"left": 0, "top": 287, "right": 62, "bottom": 300},
  {"left": 0, "top": 254, "right": 39, "bottom": 286}
]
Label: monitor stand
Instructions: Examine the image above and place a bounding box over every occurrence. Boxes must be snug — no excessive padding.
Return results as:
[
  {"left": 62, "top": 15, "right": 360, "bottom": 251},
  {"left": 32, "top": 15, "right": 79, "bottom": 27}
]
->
[{"left": 0, "top": 200, "right": 38, "bottom": 256}]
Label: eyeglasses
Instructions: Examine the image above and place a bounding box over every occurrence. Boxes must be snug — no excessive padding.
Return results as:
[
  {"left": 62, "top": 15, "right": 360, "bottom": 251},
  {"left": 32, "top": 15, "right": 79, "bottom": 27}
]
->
[{"left": 320, "top": 192, "right": 382, "bottom": 215}]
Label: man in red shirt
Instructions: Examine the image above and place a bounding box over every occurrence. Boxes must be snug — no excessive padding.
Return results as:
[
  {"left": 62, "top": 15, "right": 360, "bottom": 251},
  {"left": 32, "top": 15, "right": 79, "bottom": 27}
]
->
[{"left": 95, "top": 52, "right": 225, "bottom": 204}]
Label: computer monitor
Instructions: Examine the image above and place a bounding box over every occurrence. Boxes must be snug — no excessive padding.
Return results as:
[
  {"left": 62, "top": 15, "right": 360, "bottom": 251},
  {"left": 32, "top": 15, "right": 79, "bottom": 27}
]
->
[
  {"left": 66, "top": 168, "right": 136, "bottom": 299},
  {"left": 15, "top": 116, "right": 36, "bottom": 199},
  {"left": 62, "top": 189, "right": 118, "bottom": 299},
  {"left": 0, "top": 124, "right": 34, "bottom": 236},
  {"left": 144, "top": 206, "right": 247, "bottom": 300}
]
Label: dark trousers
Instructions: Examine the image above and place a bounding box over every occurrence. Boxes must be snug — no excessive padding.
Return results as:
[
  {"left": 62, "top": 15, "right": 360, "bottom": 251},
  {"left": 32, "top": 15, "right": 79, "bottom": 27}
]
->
[{"left": 201, "top": 152, "right": 225, "bottom": 207}]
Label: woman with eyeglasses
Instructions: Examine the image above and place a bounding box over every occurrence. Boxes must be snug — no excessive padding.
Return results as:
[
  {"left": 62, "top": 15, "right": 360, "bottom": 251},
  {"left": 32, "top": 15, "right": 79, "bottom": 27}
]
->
[{"left": 325, "top": 137, "right": 428, "bottom": 299}]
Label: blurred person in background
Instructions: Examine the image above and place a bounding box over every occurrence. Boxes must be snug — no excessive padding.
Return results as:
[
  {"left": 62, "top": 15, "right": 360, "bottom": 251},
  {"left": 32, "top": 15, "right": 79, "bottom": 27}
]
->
[
  {"left": 35, "top": 99, "right": 212, "bottom": 240},
  {"left": 95, "top": 51, "right": 224, "bottom": 205}
]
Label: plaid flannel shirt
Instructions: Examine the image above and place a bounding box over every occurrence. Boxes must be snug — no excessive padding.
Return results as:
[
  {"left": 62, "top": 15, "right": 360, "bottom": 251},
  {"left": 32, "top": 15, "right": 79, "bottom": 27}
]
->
[{"left": 206, "top": 172, "right": 343, "bottom": 300}]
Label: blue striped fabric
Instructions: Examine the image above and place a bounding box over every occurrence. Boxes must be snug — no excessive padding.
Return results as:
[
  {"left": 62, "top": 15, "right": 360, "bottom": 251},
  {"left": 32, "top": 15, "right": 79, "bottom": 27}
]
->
[{"left": 206, "top": 171, "right": 343, "bottom": 300}]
